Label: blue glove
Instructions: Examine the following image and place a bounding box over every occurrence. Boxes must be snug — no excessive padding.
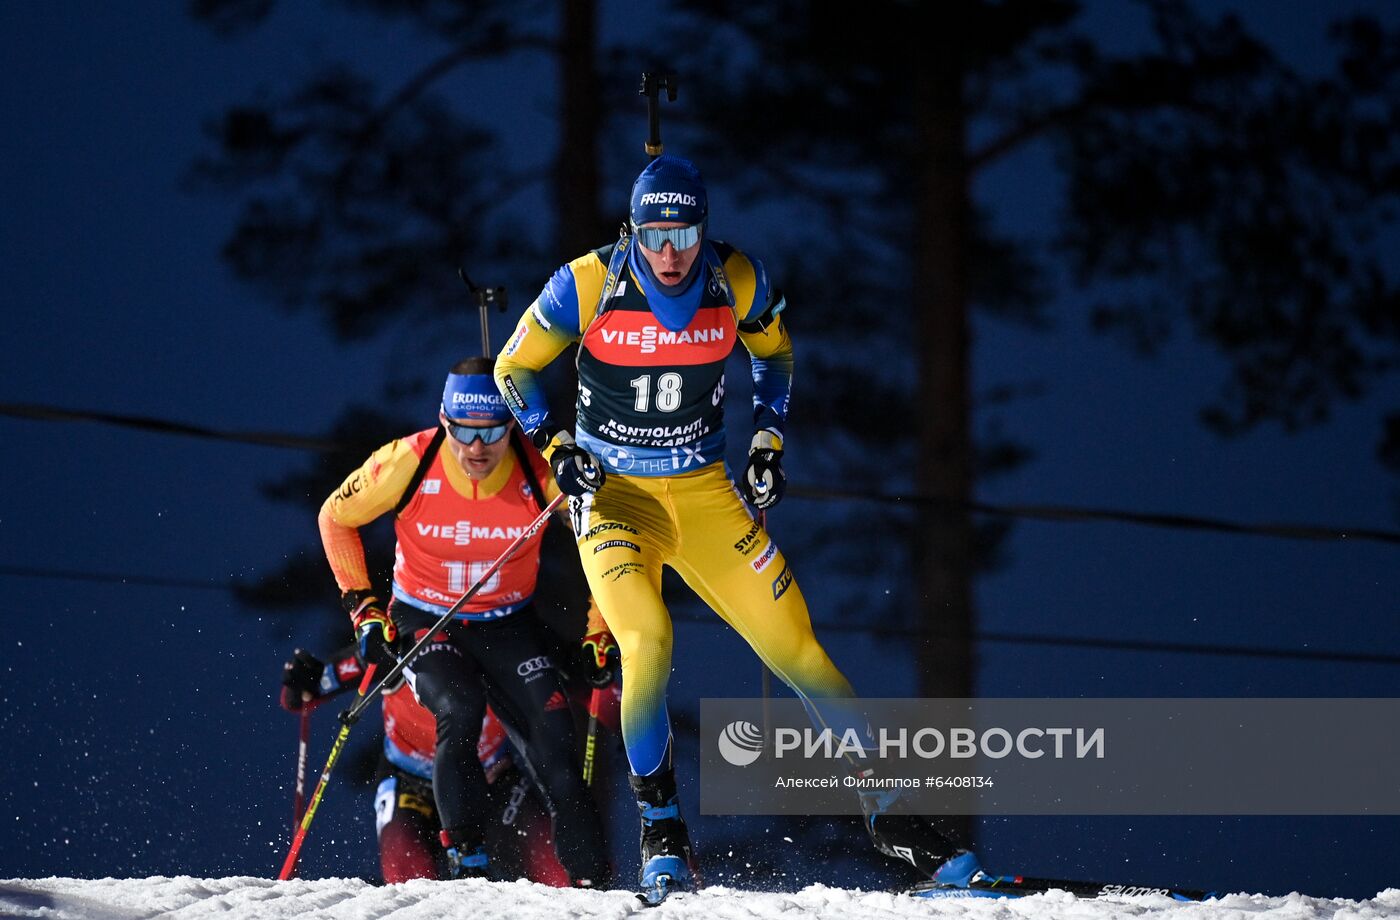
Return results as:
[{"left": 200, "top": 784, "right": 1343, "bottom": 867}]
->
[
  {"left": 539, "top": 428, "right": 606, "bottom": 496},
  {"left": 740, "top": 431, "right": 785, "bottom": 510}
]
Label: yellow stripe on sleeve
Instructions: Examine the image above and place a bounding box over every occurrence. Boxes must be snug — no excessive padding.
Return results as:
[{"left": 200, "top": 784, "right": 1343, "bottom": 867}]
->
[{"left": 318, "top": 439, "right": 420, "bottom": 592}]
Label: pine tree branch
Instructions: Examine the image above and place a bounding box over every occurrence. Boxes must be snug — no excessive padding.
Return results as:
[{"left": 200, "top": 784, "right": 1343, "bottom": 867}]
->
[
  {"left": 362, "top": 34, "right": 556, "bottom": 142},
  {"left": 330, "top": 32, "right": 555, "bottom": 203},
  {"left": 968, "top": 100, "right": 1087, "bottom": 174}
]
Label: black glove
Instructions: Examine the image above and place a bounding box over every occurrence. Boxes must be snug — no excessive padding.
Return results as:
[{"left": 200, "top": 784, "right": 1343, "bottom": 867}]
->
[
  {"left": 575, "top": 628, "right": 621, "bottom": 688},
  {"left": 343, "top": 589, "right": 399, "bottom": 673},
  {"left": 740, "top": 430, "right": 785, "bottom": 510},
  {"left": 538, "top": 427, "right": 605, "bottom": 497},
  {"left": 280, "top": 649, "right": 326, "bottom": 712}
]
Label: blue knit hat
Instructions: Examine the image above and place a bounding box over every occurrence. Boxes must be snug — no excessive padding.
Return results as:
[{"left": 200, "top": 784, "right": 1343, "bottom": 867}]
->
[
  {"left": 630, "top": 155, "right": 708, "bottom": 226},
  {"left": 442, "top": 372, "right": 511, "bottom": 423}
]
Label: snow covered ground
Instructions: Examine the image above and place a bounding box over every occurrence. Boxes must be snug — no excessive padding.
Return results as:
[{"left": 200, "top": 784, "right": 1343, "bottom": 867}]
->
[{"left": 1, "top": 877, "right": 1397, "bottom": 920}]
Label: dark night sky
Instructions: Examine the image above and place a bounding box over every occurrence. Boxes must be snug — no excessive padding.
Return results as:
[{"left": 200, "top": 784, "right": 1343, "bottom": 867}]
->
[{"left": 1, "top": 0, "right": 1397, "bottom": 900}]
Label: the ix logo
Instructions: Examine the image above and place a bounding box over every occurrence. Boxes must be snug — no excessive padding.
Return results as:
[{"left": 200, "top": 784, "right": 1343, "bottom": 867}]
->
[{"left": 717, "top": 720, "right": 764, "bottom": 767}]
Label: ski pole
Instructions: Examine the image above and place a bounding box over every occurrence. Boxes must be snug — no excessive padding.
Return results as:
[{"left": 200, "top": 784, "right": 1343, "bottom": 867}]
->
[
  {"left": 278, "top": 663, "right": 378, "bottom": 880},
  {"left": 293, "top": 705, "right": 310, "bottom": 829},
  {"left": 275, "top": 492, "right": 565, "bottom": 878},
  {"left": 581, "top": 687, "right": 603, "bottom": 786},
  {"left": 348, "top": 491, "right": 565, "bottom": 725},
  {"left": 758, "top": 509, "right": 773, "bottom": 747}
]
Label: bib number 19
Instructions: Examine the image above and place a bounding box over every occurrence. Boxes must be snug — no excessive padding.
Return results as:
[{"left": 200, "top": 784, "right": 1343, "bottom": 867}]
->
[{"left": 442, "top": 560, "right": 501, "bottom": 594}]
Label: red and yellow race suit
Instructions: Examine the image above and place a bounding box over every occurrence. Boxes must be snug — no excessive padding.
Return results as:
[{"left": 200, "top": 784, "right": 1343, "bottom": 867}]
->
[{"left": 319, "top": 427, "right": 558, "bottom": 620}]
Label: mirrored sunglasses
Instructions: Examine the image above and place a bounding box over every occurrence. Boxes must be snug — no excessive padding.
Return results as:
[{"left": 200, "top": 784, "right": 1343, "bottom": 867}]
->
[
  {"left": 635, "top": 223, "right": 702, "bottom": 252},
  {"left": 445, "top": 420, "right": 510, "bottom": 445}
]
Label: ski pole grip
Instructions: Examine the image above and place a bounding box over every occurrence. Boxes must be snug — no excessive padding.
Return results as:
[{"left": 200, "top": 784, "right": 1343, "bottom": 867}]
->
[{"left": 338, "top": 663, "right": 379, "bottom": 727}]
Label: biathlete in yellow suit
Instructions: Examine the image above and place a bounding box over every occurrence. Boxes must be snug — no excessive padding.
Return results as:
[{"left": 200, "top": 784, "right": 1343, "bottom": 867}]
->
[{"left": 495, "top": 156, "right": 979, "bottom": 896}]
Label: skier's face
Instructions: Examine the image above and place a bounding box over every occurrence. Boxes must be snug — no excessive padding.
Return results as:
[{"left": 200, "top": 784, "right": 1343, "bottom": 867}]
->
[
  {"left": 637, "top": 221, "right": 701, "bottom": 287},
  {"left": 440, "top": 412, "right": 513, "bottom": 480}
]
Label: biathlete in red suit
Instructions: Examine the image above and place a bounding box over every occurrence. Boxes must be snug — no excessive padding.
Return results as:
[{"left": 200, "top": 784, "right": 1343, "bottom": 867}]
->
[{"left": 316, "top": 357, "right": 615, "bottom": 886}]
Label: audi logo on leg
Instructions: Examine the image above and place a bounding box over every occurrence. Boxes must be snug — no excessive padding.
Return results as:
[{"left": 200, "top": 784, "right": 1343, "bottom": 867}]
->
[{"left": 516, "top": 655, "right": 553, "bottom": 676}]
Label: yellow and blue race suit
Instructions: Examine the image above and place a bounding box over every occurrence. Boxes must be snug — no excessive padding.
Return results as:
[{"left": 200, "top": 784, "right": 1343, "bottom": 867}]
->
[{"left": 495, "top": 236, "right": 856, "bottom": 777}]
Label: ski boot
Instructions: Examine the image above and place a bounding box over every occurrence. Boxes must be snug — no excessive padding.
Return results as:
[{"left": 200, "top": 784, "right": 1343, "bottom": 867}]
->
[
  {"left": 857, "top": 780, "right": 981, "bottom": 886},
  {"left": 441, "top": 830, "right": 490, "bottom": 880},
  {"left": 630, "top": 769, "right": 694, "bottom": 906}
]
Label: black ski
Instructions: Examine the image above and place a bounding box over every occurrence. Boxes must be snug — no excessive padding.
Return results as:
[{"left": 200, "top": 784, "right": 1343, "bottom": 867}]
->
[{"left": 909, "top": 871, "right": 1218, "bottom": 901}]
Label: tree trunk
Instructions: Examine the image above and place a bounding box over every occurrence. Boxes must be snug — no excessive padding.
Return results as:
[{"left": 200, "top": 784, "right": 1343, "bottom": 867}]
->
[
  {"left": 555, "top": 0, "right": 602, "bottom": 259},
  {"left": 912, "top": 20, "right": 974, "bottom": 700},
  {"left": 912, "top": 28, "right": 976, "bottom": 689},
  {"left": 912, "top": 21, "right": 976, "bottom": 848}
]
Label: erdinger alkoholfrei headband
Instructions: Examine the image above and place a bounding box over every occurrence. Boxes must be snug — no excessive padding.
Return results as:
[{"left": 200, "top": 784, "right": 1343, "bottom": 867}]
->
[{"left": 442, "top": 373, "right": 511, "bottom": 423}]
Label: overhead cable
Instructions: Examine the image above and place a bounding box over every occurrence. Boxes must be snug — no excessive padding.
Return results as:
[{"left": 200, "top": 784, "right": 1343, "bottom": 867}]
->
[
  {"left": 4, "top": 400, "right": 1399, "bottom": 547},
  {"left": 4, "top": 563, "right": 1397, "bottom": 667}
]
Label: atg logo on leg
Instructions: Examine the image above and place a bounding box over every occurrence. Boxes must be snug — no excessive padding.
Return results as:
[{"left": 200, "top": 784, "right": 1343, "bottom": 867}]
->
[{"left": 717, "top": 720, "right": 764, "bottom": 766}]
